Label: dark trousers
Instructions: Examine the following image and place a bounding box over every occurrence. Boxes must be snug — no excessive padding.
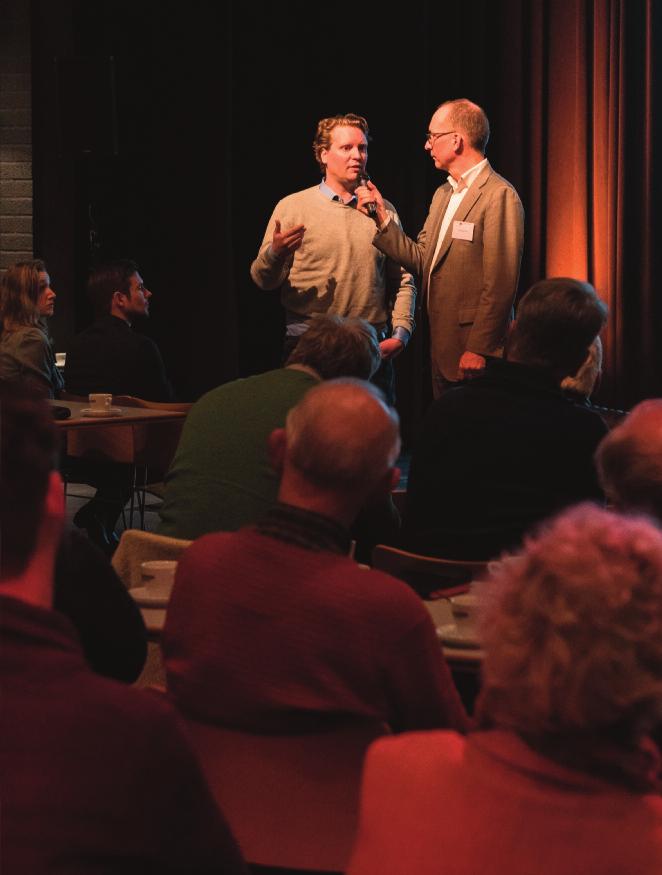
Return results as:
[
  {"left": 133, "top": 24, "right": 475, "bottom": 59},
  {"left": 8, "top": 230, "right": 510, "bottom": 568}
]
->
[{"left": 63, "top": 457, "right": 135, "bottom": 530}]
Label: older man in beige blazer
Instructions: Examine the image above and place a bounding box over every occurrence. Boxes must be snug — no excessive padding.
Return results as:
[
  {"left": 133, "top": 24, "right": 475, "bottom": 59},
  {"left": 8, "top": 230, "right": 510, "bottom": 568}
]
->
[{"left": 358, "top": 99, "right": 524, "bottom": 395}]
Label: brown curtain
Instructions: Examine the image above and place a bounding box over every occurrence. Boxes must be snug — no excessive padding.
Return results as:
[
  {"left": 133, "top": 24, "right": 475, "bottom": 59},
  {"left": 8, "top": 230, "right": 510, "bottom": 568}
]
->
[{"left": 523, "top": 0, "right": 658, "bottom": 406}]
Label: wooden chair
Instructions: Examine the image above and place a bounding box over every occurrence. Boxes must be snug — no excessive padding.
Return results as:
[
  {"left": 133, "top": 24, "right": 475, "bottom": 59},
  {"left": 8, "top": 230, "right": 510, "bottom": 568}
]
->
[
  {"left": 111, "top": 528, "right": 192, "bottom": 590},
  {"left": 182, "top": 718, "right": 387, "bottom": 872},
  {"left": 371, "top": 544, "right": 488, "bottom": 598}
]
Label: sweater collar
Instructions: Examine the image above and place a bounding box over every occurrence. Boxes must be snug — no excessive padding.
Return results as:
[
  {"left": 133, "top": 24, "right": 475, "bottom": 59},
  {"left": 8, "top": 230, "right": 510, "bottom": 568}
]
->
[{"left": 253, "top": 502, "right": 352, "bottom": 556}]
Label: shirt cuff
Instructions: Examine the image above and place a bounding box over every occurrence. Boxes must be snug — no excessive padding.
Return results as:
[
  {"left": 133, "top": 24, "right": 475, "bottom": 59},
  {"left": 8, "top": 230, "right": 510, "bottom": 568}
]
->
[
  {"left": 377, "top": 214, "right": 392, "bottom": 232},
  {"left": 392, "top": 327, "right": 411, "bottom": 346},
  {"left": 265, "top": 246, "right": 287, "bottom": 263}
]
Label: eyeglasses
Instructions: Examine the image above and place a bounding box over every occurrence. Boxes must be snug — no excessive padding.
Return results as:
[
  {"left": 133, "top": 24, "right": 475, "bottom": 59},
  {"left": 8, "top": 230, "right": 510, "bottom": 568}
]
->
[{"left": 425, "top": 130, "right": 456, "bottom": 144}]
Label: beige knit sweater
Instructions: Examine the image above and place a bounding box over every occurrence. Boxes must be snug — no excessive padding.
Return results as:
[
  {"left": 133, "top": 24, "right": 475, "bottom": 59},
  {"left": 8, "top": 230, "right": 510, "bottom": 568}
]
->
[{"left": 250, "top": 186, "right": 416, "bottom": 334}]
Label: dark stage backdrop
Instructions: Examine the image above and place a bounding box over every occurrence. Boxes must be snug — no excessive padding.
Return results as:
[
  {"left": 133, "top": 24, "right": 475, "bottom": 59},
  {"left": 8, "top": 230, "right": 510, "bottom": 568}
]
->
[{"left": 31, "top": 0, "right": 660, "bottom": 435}]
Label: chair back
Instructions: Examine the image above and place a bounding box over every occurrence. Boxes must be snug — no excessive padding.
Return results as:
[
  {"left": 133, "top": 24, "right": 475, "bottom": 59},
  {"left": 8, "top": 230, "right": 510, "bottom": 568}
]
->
[
  {"left": 183, "top": 718, "right": 387, "bottom": 871},
  {"left": 112, "top": 528, "right": 192, "bottom": 589},
  {"left": 371, "top": 544, "right": 488, "bottom": 598}
]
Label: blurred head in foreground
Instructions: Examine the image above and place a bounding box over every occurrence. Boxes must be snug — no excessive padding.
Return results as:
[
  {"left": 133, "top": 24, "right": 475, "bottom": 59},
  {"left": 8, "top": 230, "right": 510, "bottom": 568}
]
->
[
  {"left": 595, "top": 399, "right": 662, "bottom": 521},
  {"left": 0, "top": 385, "right": 62, "bottom": 604},
  {"left": 477, "top": 503, "right": 662, "bottom": 788}
]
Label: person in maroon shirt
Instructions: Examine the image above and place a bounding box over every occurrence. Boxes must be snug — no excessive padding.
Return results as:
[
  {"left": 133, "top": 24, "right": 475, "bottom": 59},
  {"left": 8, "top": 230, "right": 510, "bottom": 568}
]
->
[
  {"left": 347, "top": 505, "right": 662, "bottom": 875},
  {"left": 0, "top": 386, "right": 246, "bottom": 875},
  {"left": 163, "top": 379, "right": 468, "bottom": 735}
]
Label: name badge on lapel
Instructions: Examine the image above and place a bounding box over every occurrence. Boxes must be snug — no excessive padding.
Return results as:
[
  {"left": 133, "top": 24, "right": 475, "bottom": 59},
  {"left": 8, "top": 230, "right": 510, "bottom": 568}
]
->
[{"left": 452, "top": 220, "right": 474, "bottom": 241}]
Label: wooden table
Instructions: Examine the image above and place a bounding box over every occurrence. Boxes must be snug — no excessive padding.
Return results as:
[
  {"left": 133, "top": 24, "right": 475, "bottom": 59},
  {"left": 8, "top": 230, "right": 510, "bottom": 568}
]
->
[
  {"left": 50, "top": 399, "right": 187, "bottom": 429},
  {"left": 52, "top": 399, "right": 188, "bottom": 528}
]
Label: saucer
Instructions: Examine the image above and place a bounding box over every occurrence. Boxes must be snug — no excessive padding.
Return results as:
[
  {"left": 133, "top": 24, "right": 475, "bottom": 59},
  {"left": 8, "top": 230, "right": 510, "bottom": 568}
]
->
[
  {"left": 130, "top": 586, "right": 172, "bottom": 608},
  {"left": 436, "top": 623, "right": 480, "bottom": 649},
  {"left": 80, "top": 407, "right": 123, "bottom": 418}
]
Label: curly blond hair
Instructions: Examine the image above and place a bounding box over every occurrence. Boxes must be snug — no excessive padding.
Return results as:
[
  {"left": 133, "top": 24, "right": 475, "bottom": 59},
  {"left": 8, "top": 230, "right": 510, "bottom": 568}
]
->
[
  {"left": 477, "top": 504, "right": 662, "bottom": 738},
  {"left": 312, "top": 113, "right": 369, "bottom": 174}
]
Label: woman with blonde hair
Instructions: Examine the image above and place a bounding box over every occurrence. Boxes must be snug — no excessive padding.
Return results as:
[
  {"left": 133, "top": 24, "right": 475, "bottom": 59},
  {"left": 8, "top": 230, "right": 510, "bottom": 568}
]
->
[
  {"left": 0, "top": 260, "right": 63, "bottom": 397},
  {"left": 348, "top": 504, "right": 662, "bottom": 875}
]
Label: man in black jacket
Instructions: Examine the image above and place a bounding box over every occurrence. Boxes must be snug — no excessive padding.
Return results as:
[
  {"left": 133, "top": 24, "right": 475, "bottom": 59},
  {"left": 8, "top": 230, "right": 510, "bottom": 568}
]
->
[
  {"left": 64, "top": 260, "right": 173, "bottom": 551},
  {"left": 402, "top": 277, "right": 609, "bottom": 560},
  {"left": 65, "top": 259, "right": 172, "bottom": 401}
]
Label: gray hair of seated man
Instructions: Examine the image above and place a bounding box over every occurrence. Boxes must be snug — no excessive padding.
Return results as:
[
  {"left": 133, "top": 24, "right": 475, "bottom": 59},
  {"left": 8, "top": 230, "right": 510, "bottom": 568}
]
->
[
  {"left": 510, "top": 277, "right": 607, "bottom": 379},
  {"left": 285, "top": 378, "right": 400, "bottom": 496},
  {"left": 285, "top": 315, "right": 382, "bottom": 381}
]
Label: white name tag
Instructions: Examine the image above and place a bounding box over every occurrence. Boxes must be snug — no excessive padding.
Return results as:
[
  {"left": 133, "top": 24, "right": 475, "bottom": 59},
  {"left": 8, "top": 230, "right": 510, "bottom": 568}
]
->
[{"left": 452, "top": 220, "right": 474, "bottom": 241}]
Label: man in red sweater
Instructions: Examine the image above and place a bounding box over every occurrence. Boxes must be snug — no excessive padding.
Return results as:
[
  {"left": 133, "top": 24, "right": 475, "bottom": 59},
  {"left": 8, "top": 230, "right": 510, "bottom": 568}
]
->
[
  {"left": 0, "top": 387, "right": 246, "bottom": 874},
  {"left": 163, "top": 379, "right": 468, "bottom": 734}
]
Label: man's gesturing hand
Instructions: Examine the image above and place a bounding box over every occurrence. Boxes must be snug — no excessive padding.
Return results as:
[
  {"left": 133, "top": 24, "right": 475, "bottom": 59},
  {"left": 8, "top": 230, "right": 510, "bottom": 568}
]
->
[{"left": 271, "top": 220, "right": 305, "bottom": 258}]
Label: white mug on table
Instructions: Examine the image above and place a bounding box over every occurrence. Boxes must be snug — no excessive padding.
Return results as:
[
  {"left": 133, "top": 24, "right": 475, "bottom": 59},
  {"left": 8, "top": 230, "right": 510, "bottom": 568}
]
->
[{"left": 88, "top": 393, "right": 113, "bottom": 411}]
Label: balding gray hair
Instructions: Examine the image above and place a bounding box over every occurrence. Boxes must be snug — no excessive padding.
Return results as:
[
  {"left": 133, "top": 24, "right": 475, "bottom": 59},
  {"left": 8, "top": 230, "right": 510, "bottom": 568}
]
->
[
  {"left": 285, "top": 379, "right": 400, "bottom": 495},
  {"left": 439, "top": 98, "right": 490, "bottom": 153}
]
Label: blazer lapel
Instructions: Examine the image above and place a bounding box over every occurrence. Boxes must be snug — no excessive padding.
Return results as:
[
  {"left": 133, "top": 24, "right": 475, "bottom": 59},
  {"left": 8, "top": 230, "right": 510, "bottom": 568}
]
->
[
  {"left": 429, "top": 162, "right": 493, "bottom": 275},
  {"left": 424, "top": 183, "right": 453, "bottom": 277}
]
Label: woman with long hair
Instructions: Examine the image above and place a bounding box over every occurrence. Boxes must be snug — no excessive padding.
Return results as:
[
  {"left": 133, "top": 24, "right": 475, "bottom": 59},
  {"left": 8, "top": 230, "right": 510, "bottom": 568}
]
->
[{"left": 0, "top": 260, "right": 64, "bottom": 398}]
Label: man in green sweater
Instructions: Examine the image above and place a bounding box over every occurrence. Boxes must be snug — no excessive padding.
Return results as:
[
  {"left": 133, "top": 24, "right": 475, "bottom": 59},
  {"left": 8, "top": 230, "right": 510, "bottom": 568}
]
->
[
  {"left": 250, "top": 113, "right": 416, "bottom": 402},
  {"left": 158, "top": 315, "right": 391, "bottom": 547}
]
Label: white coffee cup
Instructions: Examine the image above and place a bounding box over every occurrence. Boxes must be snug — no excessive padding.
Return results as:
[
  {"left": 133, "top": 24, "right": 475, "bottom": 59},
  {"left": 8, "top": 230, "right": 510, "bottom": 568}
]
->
[
  {"left": 89, "top": 392, "right": 112, "bottom": 411},
  {"left": 449, "top": 593, "right": 480, "bottom": 632},
  {"left": 140, "top": 560, "right": 177, "bottom": 598}
]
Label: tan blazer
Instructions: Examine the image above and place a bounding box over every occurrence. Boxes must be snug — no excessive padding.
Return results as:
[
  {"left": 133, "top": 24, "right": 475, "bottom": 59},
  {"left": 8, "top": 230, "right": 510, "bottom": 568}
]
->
[{"left": 374, "top": 162, "right": 524, "bottom": 384}]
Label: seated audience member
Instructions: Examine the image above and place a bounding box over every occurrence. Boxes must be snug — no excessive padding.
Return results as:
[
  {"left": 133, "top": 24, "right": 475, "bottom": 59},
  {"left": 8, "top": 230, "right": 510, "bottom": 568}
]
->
[
  {"left": 595, "top": 399, "right": 662, "bottom": 518},
  {"left": 158, "top": 315, "right": 398, "bottom": 558},
  {"left": 348, "top": 505, "right": 662, "bottom": 875},
  {"left": 0, "top": 387, "right": 246, "bottom": 874},
  {"left": 0, "top": 260, "right": 63, "bottom": 398},
  {"left": 163, "top": 380, "right": 468, "bottom": 735},
  {"left": 64, "top": 258, "right": 173, "bottom": 400},
  {"left": 402, "top": 277, "right": 609, "bottom": 560},
  {"left": 64, "top": 259, "right": 173, "bottom": 551}
]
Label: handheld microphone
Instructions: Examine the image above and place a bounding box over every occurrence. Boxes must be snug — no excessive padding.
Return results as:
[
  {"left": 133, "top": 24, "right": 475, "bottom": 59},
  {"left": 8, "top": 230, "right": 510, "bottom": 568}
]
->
[{"left": 359, "top": 173, "right": 377, "bottom": 217}]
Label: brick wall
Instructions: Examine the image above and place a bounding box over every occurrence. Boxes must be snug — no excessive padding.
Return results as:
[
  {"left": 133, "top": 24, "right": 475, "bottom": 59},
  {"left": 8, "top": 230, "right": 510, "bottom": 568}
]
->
[{"left": 0, "top": 0, "right": 33, "bottom": 270}]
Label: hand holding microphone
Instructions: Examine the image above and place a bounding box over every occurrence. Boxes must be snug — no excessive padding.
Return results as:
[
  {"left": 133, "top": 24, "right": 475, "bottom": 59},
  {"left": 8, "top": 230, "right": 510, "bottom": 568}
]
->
[
  {"left": 356, "top": 175, "right": 387, "bottom": 225},
  {"left": 358, "top": 174, "right": 377, "bottom": 217}
]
